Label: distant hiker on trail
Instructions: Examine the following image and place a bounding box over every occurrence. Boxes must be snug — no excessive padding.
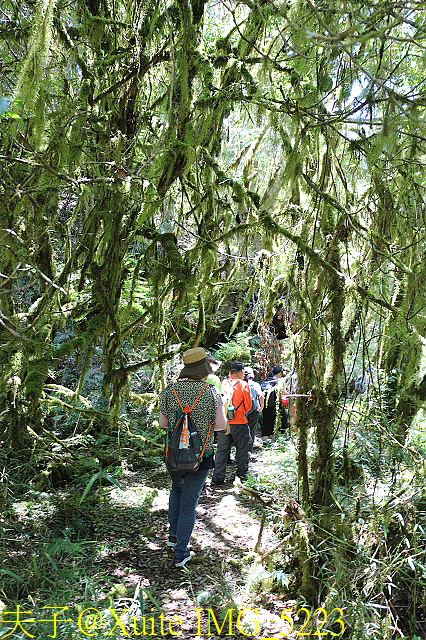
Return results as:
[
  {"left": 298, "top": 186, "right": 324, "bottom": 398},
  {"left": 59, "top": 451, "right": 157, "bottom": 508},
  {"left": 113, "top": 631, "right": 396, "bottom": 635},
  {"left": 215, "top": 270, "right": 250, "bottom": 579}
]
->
[
  {"left": 159, "top": 348, "right": 227, "bottom": 568},
  {"left": 210, "top": 361, "right": 252, "bottom": 486},
  {"left": 261, "top": 365, "right": 289, "bottom": 444},
  {"left": 243, "top": 366, "right": 264, "bottom": 458}
]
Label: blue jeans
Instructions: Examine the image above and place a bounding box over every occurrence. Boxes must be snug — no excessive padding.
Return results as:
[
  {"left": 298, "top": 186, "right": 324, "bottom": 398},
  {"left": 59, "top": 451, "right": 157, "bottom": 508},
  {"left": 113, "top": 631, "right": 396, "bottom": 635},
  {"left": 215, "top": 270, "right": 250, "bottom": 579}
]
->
[{"left": 168, "top": 467, "right": 210, "bottom": 558}]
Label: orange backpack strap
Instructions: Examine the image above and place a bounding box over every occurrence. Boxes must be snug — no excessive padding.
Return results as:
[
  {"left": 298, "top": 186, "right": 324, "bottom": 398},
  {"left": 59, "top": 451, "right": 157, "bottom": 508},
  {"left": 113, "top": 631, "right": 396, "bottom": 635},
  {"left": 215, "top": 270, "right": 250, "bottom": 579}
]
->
[
  {"left": 190, "top": 384, "right": 208, "bottom": 411},
  {"left": 171, "top": 384, "right": 210, "bottom": 461},
  {"left": 172, "top": 383, "right": 208, "bottom": 414},
  {"left": 172, "top": 383, "right": 184, "bottom": 412},
  {"left": 199, "top": 422, "right": 212, "bottom": 462}
]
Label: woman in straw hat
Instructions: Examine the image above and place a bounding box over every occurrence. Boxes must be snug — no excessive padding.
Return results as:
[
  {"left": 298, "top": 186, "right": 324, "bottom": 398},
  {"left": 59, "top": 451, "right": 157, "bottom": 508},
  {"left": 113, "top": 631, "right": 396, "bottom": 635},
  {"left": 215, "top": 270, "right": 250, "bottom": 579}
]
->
[{"left": 159, "top": 347, "right": 227, "bottom": 568}]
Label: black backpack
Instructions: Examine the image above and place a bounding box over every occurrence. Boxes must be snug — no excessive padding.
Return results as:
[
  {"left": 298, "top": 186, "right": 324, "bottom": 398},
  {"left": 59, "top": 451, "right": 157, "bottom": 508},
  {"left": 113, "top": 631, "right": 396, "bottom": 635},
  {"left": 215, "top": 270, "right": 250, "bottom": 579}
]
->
[{"left": 165, "top": 383, "right": 212, "bottom": 472}]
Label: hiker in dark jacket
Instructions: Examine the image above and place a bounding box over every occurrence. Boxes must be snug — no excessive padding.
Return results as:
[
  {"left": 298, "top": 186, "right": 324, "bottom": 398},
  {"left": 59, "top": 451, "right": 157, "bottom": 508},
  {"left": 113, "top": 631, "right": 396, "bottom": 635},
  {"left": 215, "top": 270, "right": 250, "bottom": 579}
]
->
[{"left": 261, "top": 366, "right": 289, "bottom": 443}]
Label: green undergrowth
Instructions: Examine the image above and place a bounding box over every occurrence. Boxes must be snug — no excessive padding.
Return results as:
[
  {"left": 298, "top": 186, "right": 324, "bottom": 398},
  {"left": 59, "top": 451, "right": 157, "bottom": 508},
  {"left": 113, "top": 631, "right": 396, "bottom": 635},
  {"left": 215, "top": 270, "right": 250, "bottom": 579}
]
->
[
  {"left": 237, "top": 419, "right": 426, "bottom": 639},
  {"left": 0, "top": 456, "right": 169, "bottom": 640},
  {"left": 1, "top": 403, "right": 426, "bottom": 639}
]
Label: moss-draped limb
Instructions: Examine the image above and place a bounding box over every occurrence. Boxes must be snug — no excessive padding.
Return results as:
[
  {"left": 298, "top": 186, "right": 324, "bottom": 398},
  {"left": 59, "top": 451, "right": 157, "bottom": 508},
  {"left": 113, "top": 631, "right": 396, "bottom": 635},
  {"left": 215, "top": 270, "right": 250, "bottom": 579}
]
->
[
  {"left": 257, "top": 213, "right": 400, "bottom": 316},
  {"left": 52, "top": 336, "right": 87, "bottom": 360},
  {"left": 156, "top": 1, "right": 202, "bottom": 197},
  {"left": 378, "top": 251, "right": 426, "bottom": 436},
  {"left": 192, "top": 295, "right": 205, "bottom": 347},
  {"left": 15, "top": 0, "right": 58, "bottom": 112},
  {"left": 102, "top": 348, "right": 181, "bottom": 388},
  {"left": 229, "top": 276, "right": 256, "bottom": 337},
  {"left": 23, "top": 321, "right": 54, "bottom": 430}
]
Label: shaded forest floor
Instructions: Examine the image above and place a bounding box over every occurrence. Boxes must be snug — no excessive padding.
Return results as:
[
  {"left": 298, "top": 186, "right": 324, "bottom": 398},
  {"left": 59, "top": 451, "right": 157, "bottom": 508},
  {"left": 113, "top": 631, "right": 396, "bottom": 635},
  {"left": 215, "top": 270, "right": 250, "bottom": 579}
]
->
[
  {"left": 2, "top": 437, "right": 302, "bottom": 639},
  {"left": 3, "top": 419, "right": 426, "bottom": 639},
  {"left": 93, "top": 440, "right": 293, "bottom": 638}
]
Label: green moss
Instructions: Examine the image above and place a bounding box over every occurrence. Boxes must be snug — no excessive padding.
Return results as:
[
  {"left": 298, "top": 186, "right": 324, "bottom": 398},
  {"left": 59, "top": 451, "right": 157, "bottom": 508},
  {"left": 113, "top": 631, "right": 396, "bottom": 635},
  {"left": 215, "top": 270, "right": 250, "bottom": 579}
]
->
[
  {"left": 215, "top": 37, "right": 231, "bottom": 52},
  {"left": 52, "top": 336, "right": 87, "bottom": 360},
  {"left": 230, "top": 180, "right": 245, "bottom": 203},
  {"left": 15, "top": 0, "right": 57, "bottom": 110},
  {"left": 24, "top": 359, "right": 50, "bottom": 401}
]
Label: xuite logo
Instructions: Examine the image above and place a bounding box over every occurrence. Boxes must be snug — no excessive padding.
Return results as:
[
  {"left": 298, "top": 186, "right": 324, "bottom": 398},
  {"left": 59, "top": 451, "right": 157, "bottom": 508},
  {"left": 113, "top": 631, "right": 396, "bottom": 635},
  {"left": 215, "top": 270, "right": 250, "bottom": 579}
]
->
[{"left": 0, "top": 603, "right": 345, "bottom": 637}]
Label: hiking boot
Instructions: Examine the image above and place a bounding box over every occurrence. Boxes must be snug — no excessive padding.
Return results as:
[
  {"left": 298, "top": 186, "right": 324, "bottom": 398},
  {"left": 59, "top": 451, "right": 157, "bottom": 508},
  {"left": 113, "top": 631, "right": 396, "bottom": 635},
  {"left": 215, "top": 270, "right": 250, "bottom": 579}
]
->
[
  {"left": 211, "top": 477, "right": 225, "bottom": 486},
  {"left": 175, "top": 551, "right": 192, "bottom": 567}
]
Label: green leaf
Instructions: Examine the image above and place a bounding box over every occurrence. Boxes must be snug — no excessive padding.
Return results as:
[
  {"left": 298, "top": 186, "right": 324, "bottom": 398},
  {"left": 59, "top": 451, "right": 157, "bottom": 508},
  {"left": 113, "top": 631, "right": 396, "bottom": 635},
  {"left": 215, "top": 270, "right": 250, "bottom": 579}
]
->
[
  {"left": 330, "top": 491, "right": 343, "bottom": 512},
  {"left": 79, "top": 471, "right": 101, "bottom": 504},
  {"left": 0, "top": 568, "right": 23, "bottom": 582},
  {"left": 44, "top": 552, "right": 58, "bottom": 571},
  {"left": 100, "top": 472, "right": 123, "bottom": 490}
]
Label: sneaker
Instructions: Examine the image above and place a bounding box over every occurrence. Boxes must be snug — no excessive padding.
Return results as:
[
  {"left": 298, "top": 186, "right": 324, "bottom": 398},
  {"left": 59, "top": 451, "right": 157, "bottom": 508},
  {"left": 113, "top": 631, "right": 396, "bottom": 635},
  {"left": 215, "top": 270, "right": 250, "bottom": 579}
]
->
[
  {"left": 211, "top": 477, "right": 225, "bottom": 486},
  {"left": 234, "top": 475, "right": 247, "bottom": 485},
  {"left": 175, "top": 552, "right": 192, "bottom": 567},
  {"left": 167, "top": 536, "right": 177, "bottom": 548}
]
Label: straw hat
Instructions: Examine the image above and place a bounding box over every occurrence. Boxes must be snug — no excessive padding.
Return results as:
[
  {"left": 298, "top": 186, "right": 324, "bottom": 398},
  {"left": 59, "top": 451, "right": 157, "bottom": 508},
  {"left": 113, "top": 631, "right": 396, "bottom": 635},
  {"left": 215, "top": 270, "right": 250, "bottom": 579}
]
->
[{"left": 178, "top": 347, "right": 213, "bottom": 380}]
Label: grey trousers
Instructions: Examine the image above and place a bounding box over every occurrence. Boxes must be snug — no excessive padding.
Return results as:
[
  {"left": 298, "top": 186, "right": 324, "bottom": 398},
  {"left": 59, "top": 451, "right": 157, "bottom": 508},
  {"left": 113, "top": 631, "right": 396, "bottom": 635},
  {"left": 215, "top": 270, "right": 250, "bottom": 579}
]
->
[
  {"left": 212, "top": 423, "right": 252, "bottom": 481},
  {"left": 247, "top": 411, "right": 260, "bottom": 453}
]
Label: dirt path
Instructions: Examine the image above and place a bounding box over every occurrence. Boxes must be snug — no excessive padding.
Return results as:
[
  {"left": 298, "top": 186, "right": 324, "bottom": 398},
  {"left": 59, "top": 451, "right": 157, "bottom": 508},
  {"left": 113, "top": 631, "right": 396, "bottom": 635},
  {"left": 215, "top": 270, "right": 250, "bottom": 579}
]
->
[{"left": 94, "top": 441, "right": 291, "bottom": 638}]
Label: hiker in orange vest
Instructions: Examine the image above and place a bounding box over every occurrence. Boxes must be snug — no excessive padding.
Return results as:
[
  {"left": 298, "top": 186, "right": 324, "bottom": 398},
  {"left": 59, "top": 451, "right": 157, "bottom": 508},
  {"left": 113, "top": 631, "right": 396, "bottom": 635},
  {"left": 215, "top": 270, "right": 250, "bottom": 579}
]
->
[{"left": 210, "top": 361, "right": 252, "bottom": 486}]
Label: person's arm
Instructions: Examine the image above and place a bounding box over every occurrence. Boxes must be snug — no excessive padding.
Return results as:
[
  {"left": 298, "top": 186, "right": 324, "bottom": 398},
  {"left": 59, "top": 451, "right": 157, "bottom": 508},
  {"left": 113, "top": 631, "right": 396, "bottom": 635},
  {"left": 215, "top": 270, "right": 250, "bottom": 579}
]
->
[
  {"left": 159, "top": 412, "right": 169, "bottom": 430},
  {"left": 214, "top": 404, "right": 228, "bottom": 431},
  {"left": 253, "top": 382, "right": 264, "bottom": 411}
]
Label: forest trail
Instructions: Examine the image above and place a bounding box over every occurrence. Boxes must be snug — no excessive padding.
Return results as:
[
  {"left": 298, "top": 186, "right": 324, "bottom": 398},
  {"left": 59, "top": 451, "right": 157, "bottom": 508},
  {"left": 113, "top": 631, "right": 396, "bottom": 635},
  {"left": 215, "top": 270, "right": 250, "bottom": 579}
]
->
[{"left": 93, "top": 439, "right": 292, "bottom": 638}]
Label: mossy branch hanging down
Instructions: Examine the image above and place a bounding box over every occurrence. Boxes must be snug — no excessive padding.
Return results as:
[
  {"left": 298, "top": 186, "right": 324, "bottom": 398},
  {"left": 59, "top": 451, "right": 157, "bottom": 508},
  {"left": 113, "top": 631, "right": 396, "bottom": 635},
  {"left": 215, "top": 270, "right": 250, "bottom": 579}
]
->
[
  {"left": 192, "top": 295, "right": 205, "bottom": 347},
  {"left": 229, "top": 276, "right": 256, "bottom": 337},
  {"left": 15, "top": 0, "right": 58, "bottom": 111},
  {"left": 257, "top": 212, "right": 400, "bottom": 317}
]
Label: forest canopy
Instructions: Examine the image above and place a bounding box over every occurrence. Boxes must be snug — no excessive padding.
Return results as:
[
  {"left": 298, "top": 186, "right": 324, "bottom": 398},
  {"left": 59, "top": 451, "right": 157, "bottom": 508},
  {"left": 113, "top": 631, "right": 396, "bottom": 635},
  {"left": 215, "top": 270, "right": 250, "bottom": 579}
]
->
[{"left": 2, "top": 0, "right": 426, "bottom": 468}]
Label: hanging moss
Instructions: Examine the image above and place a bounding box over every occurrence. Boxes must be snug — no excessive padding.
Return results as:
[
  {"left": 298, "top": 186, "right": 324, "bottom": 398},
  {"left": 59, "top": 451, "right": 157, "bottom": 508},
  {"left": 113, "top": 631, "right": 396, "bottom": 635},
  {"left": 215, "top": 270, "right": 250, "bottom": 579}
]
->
[
  {"left": 240, "top": 65, "right": 258, "bottom": 97},
  {"left": 68, "top": 79, "right": 94, "bottom": 171},
  {"left": 52, "top": 336, "right": 87, "bottom": 360},
  {"left": 15, "top": 0, "right": 58, "bottom": 111},
  {"left": 264, "top": 274, "right": 288, "bottom": 325},
  {"left": 24, "top": 358, "right": 51, "bottom": 402},
  {"left": 76, "top": 0, "right": 107, "bottom": 46}
]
